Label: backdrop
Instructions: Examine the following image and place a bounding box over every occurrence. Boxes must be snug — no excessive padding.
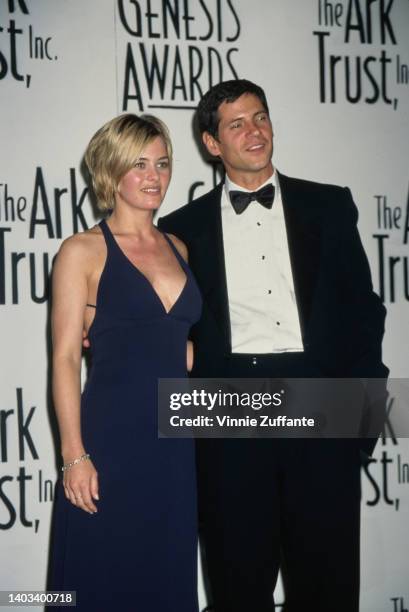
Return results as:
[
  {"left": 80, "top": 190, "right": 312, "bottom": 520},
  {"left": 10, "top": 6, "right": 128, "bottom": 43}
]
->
[{"left": 1, "top": 1, "right": 408, "bottom": 610}]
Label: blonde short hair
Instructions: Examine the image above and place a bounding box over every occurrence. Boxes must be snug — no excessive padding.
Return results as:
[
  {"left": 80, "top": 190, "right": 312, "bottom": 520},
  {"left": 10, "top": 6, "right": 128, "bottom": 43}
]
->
[{"left": 84, "top": 113, "right": 172, "bottom": 211}]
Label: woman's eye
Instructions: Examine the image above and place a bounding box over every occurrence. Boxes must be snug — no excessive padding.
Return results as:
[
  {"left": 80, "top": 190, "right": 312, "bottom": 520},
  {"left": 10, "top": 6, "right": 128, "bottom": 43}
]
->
[
  {"left": 157, "top": 161, "right": 169, "bottom": 169},
  {"left": 134, "top": 162, "right": 145, "bottom": 169}
]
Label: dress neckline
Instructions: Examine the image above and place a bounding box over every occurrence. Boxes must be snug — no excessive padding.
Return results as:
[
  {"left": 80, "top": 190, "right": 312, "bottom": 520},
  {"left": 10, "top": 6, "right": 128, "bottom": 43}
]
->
[{"left": 100, "top": 219, "right": 188, "bottom": 316}]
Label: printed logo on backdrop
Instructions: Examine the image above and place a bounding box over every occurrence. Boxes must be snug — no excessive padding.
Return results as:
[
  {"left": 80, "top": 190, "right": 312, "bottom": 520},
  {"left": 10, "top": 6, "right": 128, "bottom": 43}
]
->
[
  {"left": 372, "top": 187, "right": 409, "bottom": 304},
  {"left": 313, "top": 0, "right": 408, "bottom": 108},
  {"left": 0, "top": 167, "right": 90, "bottom": 305},
  {"left": 390, "top": 596, "right": 408, "bottom": 612},
  {"left": 116, "top": 0, "right": 241, "bottom": 111},
  {"left": 0, "top": 388, "right": 53, "bottom": 532},
  {"left": 363, "top": 394, "right": 409, "bottom": 511},
  {"left": 0, "top": 0, "right": 59, "bottom": 88}
]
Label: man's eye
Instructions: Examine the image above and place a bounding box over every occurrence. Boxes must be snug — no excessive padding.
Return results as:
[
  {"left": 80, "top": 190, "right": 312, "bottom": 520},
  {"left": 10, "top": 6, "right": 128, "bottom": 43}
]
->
[
  {"left": 230, "top": 122, "right": 241, "bottom": 129},
  {"left": 257, "top": 114, "right": 267, "bottom": 121}
]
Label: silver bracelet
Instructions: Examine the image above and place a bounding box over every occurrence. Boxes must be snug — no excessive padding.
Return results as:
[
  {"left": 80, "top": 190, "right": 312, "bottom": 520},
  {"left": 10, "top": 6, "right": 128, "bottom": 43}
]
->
[{"left": 61, "top": 453, "right": 90, "bottom": 472}]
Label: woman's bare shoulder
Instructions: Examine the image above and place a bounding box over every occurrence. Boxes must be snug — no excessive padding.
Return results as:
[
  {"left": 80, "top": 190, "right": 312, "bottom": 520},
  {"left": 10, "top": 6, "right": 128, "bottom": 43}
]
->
[
  {"left": 56, "top": 225, "right": 105, "bottom": 266},
  {"left": 166, "top": 233, "right": 188, "bottom": 262}
]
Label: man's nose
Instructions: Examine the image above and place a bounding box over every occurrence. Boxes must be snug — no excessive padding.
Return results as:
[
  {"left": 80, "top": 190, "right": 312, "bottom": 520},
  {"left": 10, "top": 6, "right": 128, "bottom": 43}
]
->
[{"left": 248, "top": 121, "right": 261, "bottom": 136}]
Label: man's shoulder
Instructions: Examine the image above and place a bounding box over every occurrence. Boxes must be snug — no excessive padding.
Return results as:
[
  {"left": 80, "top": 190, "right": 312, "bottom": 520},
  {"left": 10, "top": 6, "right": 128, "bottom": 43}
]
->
[
  {"left": 279, "top": 172, "right": 355, "bottom": 219},
  {"left": 158, "top": 183, "right": 223, "bottom": 233},
  {"left": 279, "top": 172, "right": 348, "bottom": 198}
]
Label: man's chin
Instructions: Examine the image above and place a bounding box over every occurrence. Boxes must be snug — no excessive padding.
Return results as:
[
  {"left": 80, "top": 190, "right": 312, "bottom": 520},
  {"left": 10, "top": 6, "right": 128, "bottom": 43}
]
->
[{"left": 245, "top": 160, "right": 273, "bottom": 174}]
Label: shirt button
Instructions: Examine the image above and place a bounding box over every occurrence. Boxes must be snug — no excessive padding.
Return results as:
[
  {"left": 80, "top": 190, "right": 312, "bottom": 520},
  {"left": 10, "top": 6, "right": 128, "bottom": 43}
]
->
[
  {"left": 252, "top": 357, "right": 258, "bottom": 365},
  {"left": 276, "top": 321, "right": 280, "bottom": 326},
  {"left": 257, "top": 222, "right": 261, "bottom": 226},
  {"left": 268, "top": 289, "right": 272, "bottom": 294},
  {"left": 262, "top": 255, "right": 265, "bottom": 260}
]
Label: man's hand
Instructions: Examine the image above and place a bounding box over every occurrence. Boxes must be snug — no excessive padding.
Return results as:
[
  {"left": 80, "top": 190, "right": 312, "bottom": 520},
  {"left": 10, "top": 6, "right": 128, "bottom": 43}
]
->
[
  {"left": 187, "top": 340, "right": 194, "bottom": 372},
  {"left": 82, "top": 329, "right": 90, "bottom": 350}
]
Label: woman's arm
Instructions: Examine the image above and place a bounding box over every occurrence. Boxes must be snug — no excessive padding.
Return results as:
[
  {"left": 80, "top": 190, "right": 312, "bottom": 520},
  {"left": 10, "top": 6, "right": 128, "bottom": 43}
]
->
[{"left": 52, "top": 236, "right": 99, "bottom": 514}]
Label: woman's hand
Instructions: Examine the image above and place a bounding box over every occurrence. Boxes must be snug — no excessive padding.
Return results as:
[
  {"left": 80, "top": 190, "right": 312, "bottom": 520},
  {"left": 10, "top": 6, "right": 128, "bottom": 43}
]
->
[{"left": 63, "top": 458, "right": 99, "bottom": 514}]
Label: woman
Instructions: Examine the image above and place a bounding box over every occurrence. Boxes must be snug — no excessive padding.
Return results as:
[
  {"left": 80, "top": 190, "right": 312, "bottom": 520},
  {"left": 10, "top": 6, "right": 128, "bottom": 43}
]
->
[{"left": 48, "top": 114, "right": 201, "bottom": 611}]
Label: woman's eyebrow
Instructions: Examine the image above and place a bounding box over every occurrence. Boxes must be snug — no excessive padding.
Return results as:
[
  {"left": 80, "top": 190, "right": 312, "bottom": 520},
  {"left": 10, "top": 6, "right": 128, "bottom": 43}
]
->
[{"left": 137, "top": 155, "right": 169, "bottom": 161}]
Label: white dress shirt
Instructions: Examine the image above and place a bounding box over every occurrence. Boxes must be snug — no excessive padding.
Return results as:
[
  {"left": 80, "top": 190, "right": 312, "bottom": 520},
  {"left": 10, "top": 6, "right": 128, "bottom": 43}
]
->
[{"left": 221, "top": 170, "right": 304, "bottom": 354}]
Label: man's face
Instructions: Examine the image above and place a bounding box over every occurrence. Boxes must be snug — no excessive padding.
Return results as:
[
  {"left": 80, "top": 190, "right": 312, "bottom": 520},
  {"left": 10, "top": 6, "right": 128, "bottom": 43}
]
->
[{"left": 203, "top": 93, "right": 273, "bottom": 185}]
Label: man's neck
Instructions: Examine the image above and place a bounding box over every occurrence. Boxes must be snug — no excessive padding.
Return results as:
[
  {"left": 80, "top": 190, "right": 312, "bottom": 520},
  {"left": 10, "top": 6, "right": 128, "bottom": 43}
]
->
[{"left": 226, "top": 167, "right": 275, "bottom": 191}]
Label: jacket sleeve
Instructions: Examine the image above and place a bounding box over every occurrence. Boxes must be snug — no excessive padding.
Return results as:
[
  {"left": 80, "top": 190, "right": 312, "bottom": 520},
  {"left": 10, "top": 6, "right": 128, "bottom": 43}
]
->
[{"left": 332, "top": 187, "right": 389, "bottom": 456}]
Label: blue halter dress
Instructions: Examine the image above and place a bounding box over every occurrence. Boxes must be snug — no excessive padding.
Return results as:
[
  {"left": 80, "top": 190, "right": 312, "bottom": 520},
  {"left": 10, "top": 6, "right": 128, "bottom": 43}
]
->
[{"left": 49, "top": 219, "right": 202, "bottom": 611}]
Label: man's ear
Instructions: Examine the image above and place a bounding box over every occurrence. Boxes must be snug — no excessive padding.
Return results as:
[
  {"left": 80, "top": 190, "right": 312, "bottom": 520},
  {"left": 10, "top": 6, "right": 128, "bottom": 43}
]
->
[{"left": 202, "top": 131, "right": 221, "bottom": 157}]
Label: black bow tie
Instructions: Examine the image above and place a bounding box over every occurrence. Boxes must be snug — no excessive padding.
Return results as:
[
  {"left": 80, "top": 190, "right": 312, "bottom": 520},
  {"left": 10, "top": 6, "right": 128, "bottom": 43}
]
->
[{"left": 229, "top": 184, "right": 275, "bottom": 215}]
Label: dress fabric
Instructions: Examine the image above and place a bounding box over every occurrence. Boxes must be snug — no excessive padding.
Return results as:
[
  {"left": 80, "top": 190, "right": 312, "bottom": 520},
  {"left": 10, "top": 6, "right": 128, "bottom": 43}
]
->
[{"left": 48, "top": 219, "right": 202, "bottom": 612}]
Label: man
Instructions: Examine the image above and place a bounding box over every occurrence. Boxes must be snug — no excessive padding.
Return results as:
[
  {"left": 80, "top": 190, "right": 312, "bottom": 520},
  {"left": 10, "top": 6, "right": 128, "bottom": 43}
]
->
[{"left": 158, "top": 80, "right": 388, "bottom": 612}]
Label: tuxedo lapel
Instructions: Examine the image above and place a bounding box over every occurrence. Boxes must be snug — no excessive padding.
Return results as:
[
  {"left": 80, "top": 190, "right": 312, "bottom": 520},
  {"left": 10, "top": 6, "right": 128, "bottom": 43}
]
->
[
  {"left": 278, "top": 172, "right": 321, "bottom": 342},
  {"left": 192, "top": 183, "right": 232, "bottom": 352}
]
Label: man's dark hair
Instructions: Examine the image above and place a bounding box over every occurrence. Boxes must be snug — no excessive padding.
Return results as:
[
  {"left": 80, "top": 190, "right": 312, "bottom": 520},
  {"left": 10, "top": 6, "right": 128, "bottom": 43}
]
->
[{"left": 197, "top": 79, "right": 269, "bottom": 139}]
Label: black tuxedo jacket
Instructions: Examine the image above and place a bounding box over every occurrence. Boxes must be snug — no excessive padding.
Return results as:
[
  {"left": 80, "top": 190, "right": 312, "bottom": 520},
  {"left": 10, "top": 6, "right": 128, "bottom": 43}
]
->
[{"left": 158, "top": 173, "right": 388, "bottom": 451}]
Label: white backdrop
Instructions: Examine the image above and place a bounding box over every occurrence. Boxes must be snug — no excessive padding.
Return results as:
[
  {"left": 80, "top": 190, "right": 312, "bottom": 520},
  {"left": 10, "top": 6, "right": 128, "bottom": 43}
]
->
[{"left": 1, "top": 1, "right": 408, "bottom": 610}]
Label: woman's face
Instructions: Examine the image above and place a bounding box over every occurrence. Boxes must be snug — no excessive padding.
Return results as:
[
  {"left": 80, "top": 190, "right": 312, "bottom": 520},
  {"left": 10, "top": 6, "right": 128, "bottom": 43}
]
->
[{"left": 116, "top": 136, "right": 171, "bottom": 211}]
